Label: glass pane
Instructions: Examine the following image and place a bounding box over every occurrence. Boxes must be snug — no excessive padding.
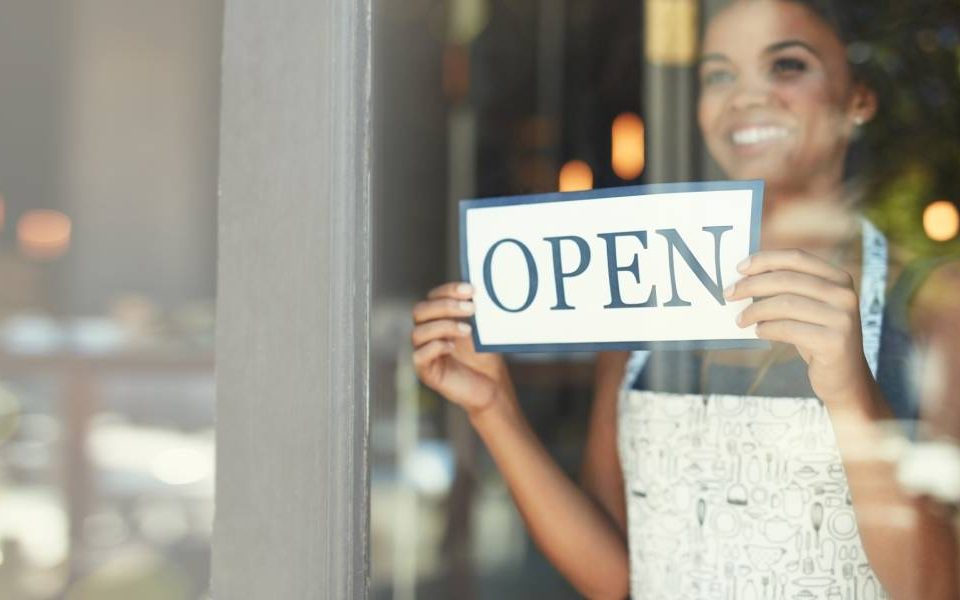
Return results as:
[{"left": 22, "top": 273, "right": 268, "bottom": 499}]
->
[
  {"left": 0, "top": 2, "right": 220, "bottom": 598},
  {"left": 374, "top": 1, "right": 960, "bottom": 598}
]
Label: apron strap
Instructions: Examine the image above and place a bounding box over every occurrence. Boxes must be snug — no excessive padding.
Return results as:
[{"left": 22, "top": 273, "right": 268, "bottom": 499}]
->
[{"left": 859, "top": 217, "right": 887, "bottom": 378}]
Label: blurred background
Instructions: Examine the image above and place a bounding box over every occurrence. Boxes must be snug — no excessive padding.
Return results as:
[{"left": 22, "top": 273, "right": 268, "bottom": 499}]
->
[
  {"left": 0, "top": 1, "right": 219, "bottom": 598},
  {"left": 0, "top": 0, "right": 958, "bottom": 599}
]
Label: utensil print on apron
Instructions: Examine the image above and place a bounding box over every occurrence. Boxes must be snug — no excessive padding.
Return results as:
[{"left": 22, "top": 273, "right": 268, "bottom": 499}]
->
[{"left": 618, "top": 220, "right": 891, "bottom": 599}]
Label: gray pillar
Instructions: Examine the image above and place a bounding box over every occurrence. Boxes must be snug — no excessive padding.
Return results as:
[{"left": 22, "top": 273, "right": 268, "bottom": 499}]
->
[
  {"left": 215, "top": 1, "right": 371, "bottom": 598},
  {"left": 643, "top": 0, "right": 700, "bottom": 183},
  {"left": 700, "top": 0, "right": 728, "bottom": 180},
  {"left": 644, "top": 67, "right": 698, "bottom": 182}
]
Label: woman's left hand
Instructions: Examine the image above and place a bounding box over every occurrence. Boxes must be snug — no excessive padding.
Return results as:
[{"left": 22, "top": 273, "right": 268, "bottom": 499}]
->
[{"left": 726, "top": 249, "right": 874, "bottom": 406}]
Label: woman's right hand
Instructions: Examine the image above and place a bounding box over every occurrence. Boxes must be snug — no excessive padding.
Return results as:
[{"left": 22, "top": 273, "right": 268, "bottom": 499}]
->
[
  {"left": 414, "top": 284, "right": 631, "bottom": 600},
  {"left": 411, "top": 282, "right": 511, "bottom": 415}
]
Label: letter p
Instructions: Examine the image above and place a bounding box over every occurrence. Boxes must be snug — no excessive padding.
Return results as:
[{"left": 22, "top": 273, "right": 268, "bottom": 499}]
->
[{"left": 543, "top": 236, "right": 591, "bottom": 311}]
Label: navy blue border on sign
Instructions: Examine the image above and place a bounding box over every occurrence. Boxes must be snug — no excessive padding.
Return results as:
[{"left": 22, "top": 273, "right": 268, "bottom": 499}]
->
[{"left": 458, "top": 180, "right": 765, "bottom": 353}]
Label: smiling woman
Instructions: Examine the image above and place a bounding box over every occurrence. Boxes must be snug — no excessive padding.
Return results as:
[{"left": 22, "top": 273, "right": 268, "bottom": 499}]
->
[{"left": 625, "top": 3, "right": 960, "bottom": 597}]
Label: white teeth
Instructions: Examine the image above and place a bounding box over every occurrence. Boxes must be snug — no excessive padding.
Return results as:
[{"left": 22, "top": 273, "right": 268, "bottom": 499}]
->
[{"left": 731, "top": 126, "right": 789, "bottom": 145}]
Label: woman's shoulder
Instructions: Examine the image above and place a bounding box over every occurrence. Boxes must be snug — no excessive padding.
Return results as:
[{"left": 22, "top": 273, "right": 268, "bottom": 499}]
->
[
  {"left": 885, "top": 253, "right": 960, "bottom": 334},
  {"left": 906, "top": 258, "right": 960, "bottom": 331},
  {"left": 875, "top": 255, "right": 958, "bottom": 422}
]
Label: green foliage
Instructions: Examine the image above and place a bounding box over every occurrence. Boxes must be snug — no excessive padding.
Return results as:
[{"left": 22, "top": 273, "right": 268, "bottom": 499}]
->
[{"left": 850, "top": 0, "right": 960, "bottom": 256}]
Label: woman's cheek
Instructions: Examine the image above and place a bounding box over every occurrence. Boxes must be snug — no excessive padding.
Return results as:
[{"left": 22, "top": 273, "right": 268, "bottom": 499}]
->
[
  {"left": 696, "top": 98, "right": 720, "bottom": 140},
  {"left": 697, "top": 104, "right": 729, "bottom": 161}
]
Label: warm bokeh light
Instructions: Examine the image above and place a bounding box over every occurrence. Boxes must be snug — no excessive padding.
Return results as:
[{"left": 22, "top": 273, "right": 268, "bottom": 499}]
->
[
  {"left": 558, "top": 160, "right": 593, "bottom": 192},
  {"left": 17, "top": 209, "right": 72, "bottom": 260},
  {"left": 923, "top": 200, "right": 960, "bottom": 242},
  {"left": 612, "top": 112, "right": 645, "bottom": 180}
]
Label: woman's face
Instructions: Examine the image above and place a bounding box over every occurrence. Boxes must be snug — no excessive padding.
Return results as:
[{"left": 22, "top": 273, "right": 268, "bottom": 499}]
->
[{"left": 697, "top": 0, "right": 875, "bottom": 192}]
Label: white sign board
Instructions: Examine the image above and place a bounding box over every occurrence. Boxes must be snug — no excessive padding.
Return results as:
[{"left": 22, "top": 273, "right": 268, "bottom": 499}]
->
[{"left": 459, "top": 181, "right": 764, "bottom": 352}]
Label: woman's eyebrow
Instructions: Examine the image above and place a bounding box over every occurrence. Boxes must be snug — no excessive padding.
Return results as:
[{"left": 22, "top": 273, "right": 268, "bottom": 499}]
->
[{"left": 764, "top": 39, "right": 822, "bottom": 58}]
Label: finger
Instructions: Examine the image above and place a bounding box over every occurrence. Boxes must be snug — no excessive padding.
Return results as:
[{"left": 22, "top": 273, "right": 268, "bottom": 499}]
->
[
  {"left": 737, "top": 294, "right": 845, "bottom": 329},
  {"left": 726, "top": 271, "right": 858, "bottom": 311},
  {"left": 412, "top": 319, "right": 472, "bottom": 347},
  {"left": 412, "top": 339, "right": 454, "bottom": 371},
  {"left": 427, "top": 282, "right": 475, "bottom": 300},
  {"left": 755, "top": 319, "right": 828, "bottom": 349},
  {"left": 412, "top": 298, "right": 476, "bottom": 324},
  {"left": 739, "top": 249, "right": 852, "bottom": 287}
]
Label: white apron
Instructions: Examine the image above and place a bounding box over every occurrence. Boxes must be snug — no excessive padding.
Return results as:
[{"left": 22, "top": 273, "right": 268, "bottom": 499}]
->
[{"left": 618, "top": 220, "right": 890, "bottom": 600}]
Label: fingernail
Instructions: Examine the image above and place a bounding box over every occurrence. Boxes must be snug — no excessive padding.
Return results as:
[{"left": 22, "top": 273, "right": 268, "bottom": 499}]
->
[
  {"left": 456, "top": 283, "right": 474, "bottom": 295},
  {"left": 723, "top": 284, "right": 736, "bottom": 299},
  {"left": 737, "top": 257, "right": 751, "bottom": 272},
  {"left": 735, "top": 311, "right": 744, "bottom": 326},
  {"left": 458, "top": 301, "right": 475, "bottom": 314},
  {"left": 458, "top": 322, "right": 472, "bottom": 333}
]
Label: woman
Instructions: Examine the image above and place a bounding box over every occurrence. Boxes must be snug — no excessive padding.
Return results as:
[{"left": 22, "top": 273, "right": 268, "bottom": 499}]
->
[{"left": 411, "top": 1, "right": 960, "bottom": 598}]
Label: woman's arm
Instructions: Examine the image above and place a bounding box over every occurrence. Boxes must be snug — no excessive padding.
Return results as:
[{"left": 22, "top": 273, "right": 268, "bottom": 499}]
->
[
  {"left": 470, "top": 385, "right": 629, "bottom": 600},
  {"left": 908, "top": 261, "right": 960, "bottom": 439},
  {"left": 579, "top": 351, "right": 630, "bottom": 533},
  {"left": 731, "top": 251, "right": 960, "bottom": 599},
  {"left": 412, "top": 284, "right": 629, "bottom": 600}
]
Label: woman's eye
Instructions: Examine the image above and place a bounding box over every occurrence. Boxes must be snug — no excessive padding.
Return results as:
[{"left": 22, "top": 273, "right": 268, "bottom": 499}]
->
[
  {"left": 701, "top": 70, "right": 734, "bottom": 86},
  {"left": 771, "top": 57, "right": 807, "bottom": 76}
]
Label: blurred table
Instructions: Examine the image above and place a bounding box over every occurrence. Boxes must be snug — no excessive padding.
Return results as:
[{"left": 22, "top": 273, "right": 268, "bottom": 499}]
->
[{"left": 0, "top": 348, "right": 214, "bottom": 578}]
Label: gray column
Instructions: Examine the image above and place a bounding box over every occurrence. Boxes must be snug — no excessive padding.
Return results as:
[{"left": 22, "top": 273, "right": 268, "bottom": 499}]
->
[
  {"left": 215, "top": 1, "right": 372, "bottom": 598},
  {"left": 644, "top": 67, "right": 698, "bottom": 182},
  {"left": 643, "top": 0, "right": 700, "bottom": 183}
]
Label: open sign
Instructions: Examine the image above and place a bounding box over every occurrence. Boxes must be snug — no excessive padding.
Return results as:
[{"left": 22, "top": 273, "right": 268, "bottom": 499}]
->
[{"left": 459, "top": 181, "right": 764, "bottom": 352}]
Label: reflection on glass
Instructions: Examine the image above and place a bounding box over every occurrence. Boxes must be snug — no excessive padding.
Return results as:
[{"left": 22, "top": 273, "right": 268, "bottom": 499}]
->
[{"left": 385, "top": 0, "right": 960, "bottom": 598}]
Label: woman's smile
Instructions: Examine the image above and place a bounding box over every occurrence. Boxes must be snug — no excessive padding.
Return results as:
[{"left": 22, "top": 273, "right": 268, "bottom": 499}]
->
[{"left": 728, "top": 123, "right": 794, "bottom": 152}]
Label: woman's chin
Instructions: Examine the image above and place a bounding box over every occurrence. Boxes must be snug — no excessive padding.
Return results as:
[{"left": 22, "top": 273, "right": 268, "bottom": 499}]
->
[{"left": 722, "top": 160, "right": 795, "bottom": 186}]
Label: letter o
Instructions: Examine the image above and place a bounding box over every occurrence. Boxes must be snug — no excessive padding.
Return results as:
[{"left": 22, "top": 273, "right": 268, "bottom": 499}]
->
[{"left": 482, "top": 238, "right": 539, "bottom": 313}]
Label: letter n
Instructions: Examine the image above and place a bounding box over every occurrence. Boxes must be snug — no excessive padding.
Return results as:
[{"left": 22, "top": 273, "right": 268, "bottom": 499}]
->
[{"left": 655, "top": 226, "right": 733, "bottom": 307}]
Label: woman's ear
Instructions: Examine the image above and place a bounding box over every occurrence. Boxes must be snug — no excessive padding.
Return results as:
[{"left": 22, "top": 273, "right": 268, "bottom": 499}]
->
[{"left": 849, "top": 82, "right": 878, "bottom": 125}]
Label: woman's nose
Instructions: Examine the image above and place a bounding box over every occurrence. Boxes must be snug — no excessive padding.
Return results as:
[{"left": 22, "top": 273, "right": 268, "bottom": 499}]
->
[{"left": 729, "top": 80, "right": 773, "bottom": 111}]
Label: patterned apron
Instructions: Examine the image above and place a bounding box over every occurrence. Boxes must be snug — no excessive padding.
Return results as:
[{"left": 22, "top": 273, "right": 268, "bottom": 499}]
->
[{"left": 618, "top": 220, "right": 890, "bottom": 600}]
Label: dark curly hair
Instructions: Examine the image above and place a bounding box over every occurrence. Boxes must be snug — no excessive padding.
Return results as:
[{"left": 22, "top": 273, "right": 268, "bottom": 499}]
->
[
  {"left": 707, "top": 0, "right": 960, "bottom": 202},
  {"left": 798, "top": 0, "right": 960, "bottom": 199}
]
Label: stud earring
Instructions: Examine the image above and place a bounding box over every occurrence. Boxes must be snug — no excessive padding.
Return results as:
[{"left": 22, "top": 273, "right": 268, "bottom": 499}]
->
[{"left": 853, "top": 116, "right": 865, "bottom": 126}]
